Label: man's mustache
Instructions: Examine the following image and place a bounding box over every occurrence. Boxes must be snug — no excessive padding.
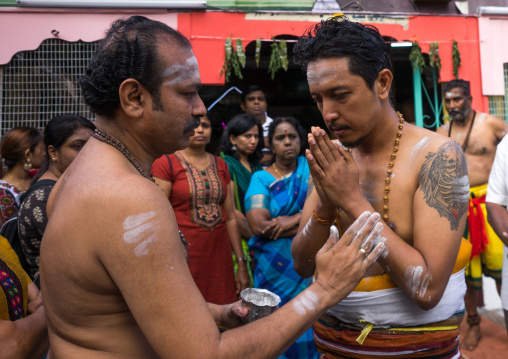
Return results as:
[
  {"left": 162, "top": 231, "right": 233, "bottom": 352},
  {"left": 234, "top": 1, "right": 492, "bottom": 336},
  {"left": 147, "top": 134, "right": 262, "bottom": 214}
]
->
[{"left": 183, "top": 117, "right": 201, "bottom": 133}]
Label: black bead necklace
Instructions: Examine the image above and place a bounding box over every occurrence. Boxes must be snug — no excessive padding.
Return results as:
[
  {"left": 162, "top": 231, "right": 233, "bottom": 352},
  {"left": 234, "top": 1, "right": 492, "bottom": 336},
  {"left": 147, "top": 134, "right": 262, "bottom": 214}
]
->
[{"left": 91, "top": 129, "right": 155, "bottom": 183}]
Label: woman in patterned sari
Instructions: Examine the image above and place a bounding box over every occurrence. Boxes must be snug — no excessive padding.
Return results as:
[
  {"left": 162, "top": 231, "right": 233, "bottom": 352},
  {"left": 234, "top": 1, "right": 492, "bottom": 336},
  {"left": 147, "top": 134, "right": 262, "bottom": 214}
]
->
[
  {"left": 0, "top": 127, "right": 45, "bottom": 226},
  {"left": 245, "top": 117, "right": 318, "bottom": 359},
  {"left": 151, "top": 115, "right": 250, "bottom": 305},
  {"left": 18, "top": 114, "right": 95, "bottom": 288}
]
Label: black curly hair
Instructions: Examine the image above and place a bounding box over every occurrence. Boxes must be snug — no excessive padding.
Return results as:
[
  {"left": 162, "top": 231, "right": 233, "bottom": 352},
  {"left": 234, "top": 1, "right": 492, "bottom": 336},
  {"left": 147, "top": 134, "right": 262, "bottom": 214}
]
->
[
  {"left": 79, "top": 16, "right": 191, "bottom": 117},
  {"left": 293, "top": 16, "right": 392, "bottom": 90}
]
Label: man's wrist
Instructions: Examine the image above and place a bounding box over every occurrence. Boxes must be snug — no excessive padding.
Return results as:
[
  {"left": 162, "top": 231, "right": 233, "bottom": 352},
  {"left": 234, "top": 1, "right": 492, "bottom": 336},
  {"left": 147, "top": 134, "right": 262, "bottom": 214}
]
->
[
  {"left": 342, "top": 197, "right": 370, "bottom": 219},
  {"left": 315, "top": 201, "right": 336, "bottom": 218},
  {"left": 307, "top": 282, "right": 336, "bottom": 312}
]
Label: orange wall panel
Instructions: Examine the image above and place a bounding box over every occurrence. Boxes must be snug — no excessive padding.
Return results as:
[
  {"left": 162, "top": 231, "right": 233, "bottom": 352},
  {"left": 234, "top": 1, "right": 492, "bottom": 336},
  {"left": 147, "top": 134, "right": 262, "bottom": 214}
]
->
[{"left": 181, "top": 12, "right": 486, "bottom": 112}]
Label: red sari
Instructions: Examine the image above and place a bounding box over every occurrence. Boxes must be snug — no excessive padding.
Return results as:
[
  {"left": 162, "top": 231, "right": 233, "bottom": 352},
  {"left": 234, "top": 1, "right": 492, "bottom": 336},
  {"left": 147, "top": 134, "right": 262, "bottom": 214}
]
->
[{"left": 151, "top": 152, "right": 237, "bottom": 304}]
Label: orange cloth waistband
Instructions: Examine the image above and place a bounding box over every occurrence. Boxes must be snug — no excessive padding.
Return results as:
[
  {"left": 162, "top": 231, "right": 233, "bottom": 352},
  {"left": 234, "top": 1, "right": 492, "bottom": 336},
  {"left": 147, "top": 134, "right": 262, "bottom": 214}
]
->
[{"left": 353, "top": 237, "right": 471, "bottom": 292}]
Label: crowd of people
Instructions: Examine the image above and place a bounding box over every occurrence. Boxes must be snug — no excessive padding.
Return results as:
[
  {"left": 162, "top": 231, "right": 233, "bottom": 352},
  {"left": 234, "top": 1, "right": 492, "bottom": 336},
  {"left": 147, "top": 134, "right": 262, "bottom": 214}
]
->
[{"left": 0, "top": 14, "right": 506, "bottom": 359}]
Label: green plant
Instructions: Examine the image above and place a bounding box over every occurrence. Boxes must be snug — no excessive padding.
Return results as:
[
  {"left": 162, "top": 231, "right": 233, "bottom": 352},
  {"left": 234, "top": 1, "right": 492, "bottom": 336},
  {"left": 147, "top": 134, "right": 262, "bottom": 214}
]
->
[
  {"left": 409, "top": 40, "right": 425, "bottom": 73},
  {"left": 236, "top": 38, "right": 246, "bottom": 68},
  {"left": 429, "top": 42, "right": 441, "bottom": 70},
  {"left": 279, "top": 39, "right": 288, "bottom": 71},
  {"left": 255, "top": 38, "right": 261, "bottom": 67},
  {"left": 268, "top": 38, "right": 282, "bottom": 80},
  {"left": 220, "top": 37, "right": 243, "bottom": 82},
  {"left": 452, "top": 40, "right": 461, "bottom": 79}
]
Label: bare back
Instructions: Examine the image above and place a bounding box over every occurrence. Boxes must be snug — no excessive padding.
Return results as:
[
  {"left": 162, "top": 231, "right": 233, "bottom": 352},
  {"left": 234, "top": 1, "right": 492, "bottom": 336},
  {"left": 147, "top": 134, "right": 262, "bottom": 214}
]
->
[
  {"left": 40, "top": 139, "right": 186, "bottom": 358},
  {"left": 437, "top": 113, "right": 508, "bottom": 186}
]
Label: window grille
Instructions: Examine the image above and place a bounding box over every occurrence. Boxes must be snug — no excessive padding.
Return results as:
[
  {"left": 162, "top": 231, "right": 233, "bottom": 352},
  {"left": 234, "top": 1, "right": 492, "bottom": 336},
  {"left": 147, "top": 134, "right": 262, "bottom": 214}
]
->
[
  {"left": 487, "top": 63, "right": 508, "bottom": 123},
  {"left": 0, "top": 38, "right": 98, "bottom": 136}
]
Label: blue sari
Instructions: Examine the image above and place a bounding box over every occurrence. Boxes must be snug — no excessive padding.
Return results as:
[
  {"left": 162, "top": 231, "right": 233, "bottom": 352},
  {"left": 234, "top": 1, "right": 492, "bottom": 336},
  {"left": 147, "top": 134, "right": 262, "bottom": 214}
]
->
[{"left": 245, "top": 156, "right": 318, "bottom": 359}]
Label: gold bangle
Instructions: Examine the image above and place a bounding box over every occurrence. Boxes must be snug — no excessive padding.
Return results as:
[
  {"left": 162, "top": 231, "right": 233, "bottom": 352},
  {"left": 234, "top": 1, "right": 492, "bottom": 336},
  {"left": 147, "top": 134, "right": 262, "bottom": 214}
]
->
[{"left": 312, "top": 208, "right": 337, "bottom": 225}]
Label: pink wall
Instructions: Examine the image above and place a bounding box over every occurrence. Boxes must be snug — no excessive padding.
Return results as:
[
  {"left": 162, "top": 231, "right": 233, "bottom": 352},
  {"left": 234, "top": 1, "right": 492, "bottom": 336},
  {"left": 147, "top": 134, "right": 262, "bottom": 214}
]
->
[
  {"left": 479, "top": 16, "right": 508, "bottom": 97},
  {"left": 0, "top": 8, "right": 177, "bottom": 65}
]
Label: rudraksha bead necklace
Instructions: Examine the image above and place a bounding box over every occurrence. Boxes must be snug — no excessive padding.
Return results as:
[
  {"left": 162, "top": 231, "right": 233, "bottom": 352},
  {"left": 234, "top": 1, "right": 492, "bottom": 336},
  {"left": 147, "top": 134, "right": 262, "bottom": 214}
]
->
[{"left": 383, "top": 112, "right": 404, "bottom": 222}]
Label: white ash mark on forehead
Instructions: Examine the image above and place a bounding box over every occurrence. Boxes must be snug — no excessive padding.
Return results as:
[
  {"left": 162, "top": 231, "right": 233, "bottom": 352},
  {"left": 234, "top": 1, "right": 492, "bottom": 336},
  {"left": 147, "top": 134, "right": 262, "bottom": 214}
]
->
[
  {"left": 307, "top": 66, "right": 341, "bottom": 84},
  {"left": 162, "top": 56, "right": 200, "bottom": 85}
]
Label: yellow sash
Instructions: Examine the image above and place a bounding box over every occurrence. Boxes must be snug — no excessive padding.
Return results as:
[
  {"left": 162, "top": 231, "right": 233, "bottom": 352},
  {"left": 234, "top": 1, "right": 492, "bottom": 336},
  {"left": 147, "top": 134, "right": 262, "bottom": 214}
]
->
[{"left": 354, "top": 237, "right": 471, "bottom": 292}]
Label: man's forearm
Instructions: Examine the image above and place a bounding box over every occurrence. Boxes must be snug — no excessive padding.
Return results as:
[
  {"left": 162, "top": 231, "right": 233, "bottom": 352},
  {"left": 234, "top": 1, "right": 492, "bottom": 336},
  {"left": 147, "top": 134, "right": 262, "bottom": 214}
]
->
[
  {"left": 486, "top": 202, "right": 508, "bottom": 247},
  {"left": 208, "top": 302, "right": 223, "bottom": 326}
]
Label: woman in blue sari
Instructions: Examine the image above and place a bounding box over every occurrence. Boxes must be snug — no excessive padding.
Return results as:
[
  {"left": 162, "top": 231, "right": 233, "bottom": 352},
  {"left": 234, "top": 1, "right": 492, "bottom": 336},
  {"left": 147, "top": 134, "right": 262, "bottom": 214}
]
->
[{"left": 245, "top": 117, "right": 318, "bottom": 359}]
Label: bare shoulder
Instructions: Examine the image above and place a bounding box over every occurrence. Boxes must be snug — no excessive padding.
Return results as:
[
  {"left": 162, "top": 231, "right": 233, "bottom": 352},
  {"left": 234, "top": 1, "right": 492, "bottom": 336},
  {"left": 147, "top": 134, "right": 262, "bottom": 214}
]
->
[
  {"left": 408, "top": 126, "right": 468, "bottom": 230},
  {"left": 405, "top": 124, "right": 458, "bottom": 161},
  {"left": 435, "top": 121, "right": 450, "bottom": 136},
  {"left": 97, "top": 174, "right": 185, "bottom": 261},
  {"left": 484, "top": 113, "right": 505, "bottom": 126},
  {"left": 484, "top": 113, "right": 508, "bottom": 131},
  {"left": 94, "top": 173, "right": 179, "bottom": 243}
]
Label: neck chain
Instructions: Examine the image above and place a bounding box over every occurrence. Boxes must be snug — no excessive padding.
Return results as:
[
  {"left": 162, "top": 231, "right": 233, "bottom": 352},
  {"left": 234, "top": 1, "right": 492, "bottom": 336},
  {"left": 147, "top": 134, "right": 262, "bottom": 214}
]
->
[
  {"left": 272, "top": 162, "right": 291, "bottom": 177},
  {"left": 91, "top": 129, "right": 155, "bottom": 183},
  {"left": 383, "top": 112, "right": 404, "bottom": 223}
]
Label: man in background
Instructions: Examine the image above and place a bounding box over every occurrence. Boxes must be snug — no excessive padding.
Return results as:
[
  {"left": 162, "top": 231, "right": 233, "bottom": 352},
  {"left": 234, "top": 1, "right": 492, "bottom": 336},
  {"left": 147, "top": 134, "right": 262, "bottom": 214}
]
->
[
  {"left": 241, "top": 85, "right": 273, "bottom": 164},
  {"left": 437, "top": 78, "right": 508, "bottom": 351}
]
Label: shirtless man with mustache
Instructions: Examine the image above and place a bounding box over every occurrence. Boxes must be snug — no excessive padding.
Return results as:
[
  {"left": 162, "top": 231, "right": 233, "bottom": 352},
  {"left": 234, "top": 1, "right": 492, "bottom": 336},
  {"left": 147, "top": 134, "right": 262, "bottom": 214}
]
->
[
  {"left": 39, "top": 15, "right": 385, "bottom": 359},
  {"left": 437, "top": 79, "right": 508, "bottom": 351}
]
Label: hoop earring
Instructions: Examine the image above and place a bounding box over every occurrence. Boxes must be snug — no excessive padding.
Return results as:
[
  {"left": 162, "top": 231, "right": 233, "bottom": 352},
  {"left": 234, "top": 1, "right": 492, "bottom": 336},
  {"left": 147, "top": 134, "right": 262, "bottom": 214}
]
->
[{"left": 24, "top": 158, "right": 32, "bottom": 171}]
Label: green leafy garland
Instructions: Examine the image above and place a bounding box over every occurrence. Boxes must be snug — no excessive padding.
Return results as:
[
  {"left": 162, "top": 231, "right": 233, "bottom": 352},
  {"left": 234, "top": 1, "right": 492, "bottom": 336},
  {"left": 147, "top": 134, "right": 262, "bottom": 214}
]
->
[
  {"left": 220, "top": 37, "right": 289, "bottom": 82},
  {"left": 268, "top": 38, "right": 281, "bottom": 80},
  {"left": 279, "top": 39, "right": 288, "bottom": 71},
  {"left": 452, "top": 40, "right": 461, "bottom": 79},
  {"left": 255, "top": 38, "right": 261, "bottom": 67},
  {"left": 220, "top": 37, "right": 244, "bottom": 82},
  {"left": 409, "top": 40, "right": 425, "bottom": 73},
  {"left": 236, "top": 38, "right": 246, "bottom": 68},
  {"left": 429, "top": 42, "right": 441, "bottom": 70},
  {"left": 268, "top": 38, "right": 289, "bottom": 79}
]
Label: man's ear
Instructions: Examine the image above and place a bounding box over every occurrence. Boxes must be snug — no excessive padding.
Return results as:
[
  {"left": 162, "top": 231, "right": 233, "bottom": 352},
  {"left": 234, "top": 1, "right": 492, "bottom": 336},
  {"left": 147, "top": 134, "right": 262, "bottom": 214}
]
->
[
  {"left": 118, "top": 78, "right": 147, "bottom": 118},
  {"left": 375, "top": 69, "right": 393, "bottom": 101},
  {"left": 240, "top": 102, "right": 246, "bottom": 112}
]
